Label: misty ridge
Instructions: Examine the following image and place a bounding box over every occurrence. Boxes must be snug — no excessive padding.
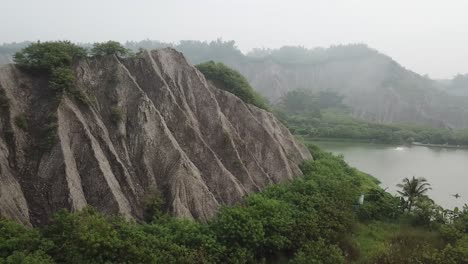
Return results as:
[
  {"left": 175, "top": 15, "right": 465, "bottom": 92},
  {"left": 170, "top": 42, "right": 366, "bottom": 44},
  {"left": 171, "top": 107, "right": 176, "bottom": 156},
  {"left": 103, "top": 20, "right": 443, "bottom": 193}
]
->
[{"left": 1, "top": 40, "right": 468, "bottom": 126}]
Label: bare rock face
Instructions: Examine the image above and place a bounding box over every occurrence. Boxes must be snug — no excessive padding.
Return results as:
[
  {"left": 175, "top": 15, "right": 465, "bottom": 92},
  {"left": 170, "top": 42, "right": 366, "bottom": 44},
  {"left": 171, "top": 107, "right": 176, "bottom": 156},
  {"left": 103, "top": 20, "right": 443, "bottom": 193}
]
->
[{"left": 0, "top": 48, "right": 311, "bottom": 226}]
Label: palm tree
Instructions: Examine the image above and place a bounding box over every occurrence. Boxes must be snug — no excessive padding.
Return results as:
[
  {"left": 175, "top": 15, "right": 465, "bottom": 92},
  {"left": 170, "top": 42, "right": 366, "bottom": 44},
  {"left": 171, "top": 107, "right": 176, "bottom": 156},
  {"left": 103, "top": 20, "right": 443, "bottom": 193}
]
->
[{"left": 396, "top": 176, "right": 432, "bottom": 212}]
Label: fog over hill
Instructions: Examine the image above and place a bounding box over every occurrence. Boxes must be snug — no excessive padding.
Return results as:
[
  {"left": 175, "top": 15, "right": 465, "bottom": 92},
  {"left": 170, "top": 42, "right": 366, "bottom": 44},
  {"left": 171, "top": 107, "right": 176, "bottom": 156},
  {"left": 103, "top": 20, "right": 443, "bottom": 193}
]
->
[{"left": 2, "top": 40, "right": 468, "bottom": 128}]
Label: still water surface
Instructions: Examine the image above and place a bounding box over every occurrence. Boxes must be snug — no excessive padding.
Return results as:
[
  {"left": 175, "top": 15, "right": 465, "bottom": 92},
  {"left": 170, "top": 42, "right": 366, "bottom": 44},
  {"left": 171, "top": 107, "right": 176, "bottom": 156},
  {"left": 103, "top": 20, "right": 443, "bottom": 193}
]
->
[{"left": 312, "top": 141, "right": 468, "bottom": 209}]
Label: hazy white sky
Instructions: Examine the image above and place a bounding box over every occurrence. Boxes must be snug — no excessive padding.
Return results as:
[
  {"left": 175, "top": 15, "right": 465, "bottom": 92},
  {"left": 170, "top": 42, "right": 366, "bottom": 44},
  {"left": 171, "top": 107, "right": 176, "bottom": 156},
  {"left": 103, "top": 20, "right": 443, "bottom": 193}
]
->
[{"left": 1, "top": 0, "right": 468, "bottom": 78}]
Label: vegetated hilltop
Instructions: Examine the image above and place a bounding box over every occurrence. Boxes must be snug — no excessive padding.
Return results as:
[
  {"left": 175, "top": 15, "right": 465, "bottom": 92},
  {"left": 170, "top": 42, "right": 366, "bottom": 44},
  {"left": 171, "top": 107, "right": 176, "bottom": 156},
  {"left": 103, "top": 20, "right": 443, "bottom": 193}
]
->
[{"left": 0, "top": 42, "right": 310, "bottom": 226}]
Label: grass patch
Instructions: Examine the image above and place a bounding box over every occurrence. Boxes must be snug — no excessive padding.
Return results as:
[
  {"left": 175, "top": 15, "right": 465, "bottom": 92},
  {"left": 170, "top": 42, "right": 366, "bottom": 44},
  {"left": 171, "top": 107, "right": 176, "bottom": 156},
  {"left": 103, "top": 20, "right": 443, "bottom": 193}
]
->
[{"left": 353, "top": 221, "right": 401, "bottom": 263}]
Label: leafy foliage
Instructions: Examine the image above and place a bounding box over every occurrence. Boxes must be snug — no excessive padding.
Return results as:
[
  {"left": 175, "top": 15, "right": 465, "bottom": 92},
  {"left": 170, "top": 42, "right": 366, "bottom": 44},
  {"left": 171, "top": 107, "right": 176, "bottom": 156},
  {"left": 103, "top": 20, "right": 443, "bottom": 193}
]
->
[
  {"left": 13, "top": 41, "right": 86, "bottom": 72},
  {"left": 49, "top": 67, "right": 75, "bottom": 93},
  {"left": 290, "top": 239, "right": 345, "bottom": 264},
  {"left": 90, "top": 41, "right": 130, "bottom": 57},
  {"left": 0, "top": 218, "right": 53, "bottom": 263},
  {"left": 196, "top": 61, "right": 269, "bottom": 110},
  {"left": 358, "top": 188, "right": 402, "bottom": 221},
  {"left": 396, "top": 176, "right": 432, "bottom": 212}
]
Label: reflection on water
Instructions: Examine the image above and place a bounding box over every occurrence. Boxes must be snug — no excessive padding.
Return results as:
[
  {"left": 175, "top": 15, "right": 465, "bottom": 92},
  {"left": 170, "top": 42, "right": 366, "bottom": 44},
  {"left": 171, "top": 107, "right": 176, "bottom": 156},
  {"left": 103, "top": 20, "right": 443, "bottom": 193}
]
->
[{"left": 312, "top": 141, "right": 468, "bottom": 209}]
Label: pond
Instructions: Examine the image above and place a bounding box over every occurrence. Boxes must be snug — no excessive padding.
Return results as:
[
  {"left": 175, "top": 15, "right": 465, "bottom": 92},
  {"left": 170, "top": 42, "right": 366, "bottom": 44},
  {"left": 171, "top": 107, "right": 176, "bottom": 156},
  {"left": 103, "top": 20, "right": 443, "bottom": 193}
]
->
[{"left": 312, "top": 141, "right": 468, "bottom": 210}]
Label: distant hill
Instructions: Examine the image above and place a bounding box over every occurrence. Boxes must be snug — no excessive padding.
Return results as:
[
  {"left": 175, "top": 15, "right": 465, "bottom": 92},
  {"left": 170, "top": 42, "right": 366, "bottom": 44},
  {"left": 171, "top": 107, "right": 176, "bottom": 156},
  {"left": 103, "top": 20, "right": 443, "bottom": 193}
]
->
[
  {"left": 2, "top": 40, "right": 468, "bottom": 128},
  {"left": 229, "top": 45, "right": 468, "bottom": 129},
  {"left": 436, "top": 74, "right": 468, "bottom": 97},
  {"left": 169, "top": 41, "right": 468, "bottom": 129}
]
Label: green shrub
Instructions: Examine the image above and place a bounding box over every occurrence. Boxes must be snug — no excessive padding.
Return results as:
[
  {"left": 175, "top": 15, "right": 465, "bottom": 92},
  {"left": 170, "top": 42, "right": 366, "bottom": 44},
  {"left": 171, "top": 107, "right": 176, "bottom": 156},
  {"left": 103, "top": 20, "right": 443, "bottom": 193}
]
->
[
  {"left": 141, "top": 218, "right": 224, "bottom": 263},
  {"left": 439, "top": 224, "right": 463, "bottom": 243},
  {"left": 14, "top": 114, "right": 28, "bottom": 130},
  {"left": 91, "top": 41, "right": 130, "bottom": 57},
  {"left": 196, "top": 61, "right": 269, "bottom": 110},
  {"left": 358, "top": 188, "right": 402, "bottom": 221},
  {"left": 144, "top": 189, "right": 166, "bottom": 222},
  {"left": 290, "top": 239, "right": 345, "bottom": 264},
  {"left": 244, "top": 195, "right": 294, "bottom": 255},
  {"left": 0, "top": 218, "right": 52, "bottom": 262},
  {"left": 3, "top": 250, "right": 54, "bottom": 264},
  {"left": 13, "top": 41, "right": 86, "bottom": 72},
  {"left": 49, "top": 67, "right": 75, "bottom": 93},
  {"left": 304, "top": 143, "right": 326, "bottom": 160},
  {"left": 210, "top": 205, "right": 264, "bottom": 262},
  {"left": 42, "top": 207, "right": 139, "bottom": 263}
]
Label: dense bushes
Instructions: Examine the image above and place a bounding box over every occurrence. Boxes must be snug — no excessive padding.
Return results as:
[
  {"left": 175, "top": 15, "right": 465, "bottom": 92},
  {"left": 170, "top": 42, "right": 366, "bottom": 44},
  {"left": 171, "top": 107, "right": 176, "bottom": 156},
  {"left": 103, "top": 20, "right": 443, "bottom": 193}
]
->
[
  {"left": 13, "top": 41, "right": 86, "bottom": 72},
  {"left": 357, "top": 188, "right": 402, "bottom": 221},
  {"left": 90, "top": 41, "right": 130, "bottom": 57},
  {"left": 290, "top": 239, "right": 345, "bottom": 264},
  {"left": 196, "top": 61, "right": 269, "bottom": 110},
  {"left": 1, "top": 144, "right": 467, "bottom": 263},
  {"left": 0, "top": 145, "right": 378, "bottom": 263}
]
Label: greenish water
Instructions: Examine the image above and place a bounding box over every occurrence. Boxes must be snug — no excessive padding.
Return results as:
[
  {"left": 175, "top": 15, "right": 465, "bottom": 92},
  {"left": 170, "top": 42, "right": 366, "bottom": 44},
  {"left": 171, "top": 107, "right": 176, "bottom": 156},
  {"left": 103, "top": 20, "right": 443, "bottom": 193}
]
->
[{"left": 312, "top": 141, "right": 468, "bottom": 209}]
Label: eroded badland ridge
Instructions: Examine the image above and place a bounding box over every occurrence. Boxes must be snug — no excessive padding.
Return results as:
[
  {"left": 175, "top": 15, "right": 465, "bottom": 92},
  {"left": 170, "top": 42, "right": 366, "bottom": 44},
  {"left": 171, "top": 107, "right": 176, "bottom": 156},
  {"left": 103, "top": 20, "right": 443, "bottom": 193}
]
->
[{"left": 0, "top": 48, "right": 311, "bottom": 226}]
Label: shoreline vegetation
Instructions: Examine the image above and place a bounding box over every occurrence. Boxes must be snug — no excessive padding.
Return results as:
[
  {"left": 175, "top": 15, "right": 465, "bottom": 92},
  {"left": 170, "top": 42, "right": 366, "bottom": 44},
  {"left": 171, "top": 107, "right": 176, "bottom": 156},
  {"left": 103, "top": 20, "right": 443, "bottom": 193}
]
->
[
  {"left": 274, "top": 90, "right": 468, "bottom": 148},
  {"left": 302, "top": 136, "right": 468, "bottom": 149}
]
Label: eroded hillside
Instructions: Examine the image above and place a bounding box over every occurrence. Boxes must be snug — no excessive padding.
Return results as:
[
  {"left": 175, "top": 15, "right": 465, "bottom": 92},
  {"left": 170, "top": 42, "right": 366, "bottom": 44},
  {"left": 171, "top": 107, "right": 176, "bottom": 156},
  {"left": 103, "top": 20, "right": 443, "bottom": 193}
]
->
[{"left": 0, "top": 48, "right": 311, "bottom": 226}]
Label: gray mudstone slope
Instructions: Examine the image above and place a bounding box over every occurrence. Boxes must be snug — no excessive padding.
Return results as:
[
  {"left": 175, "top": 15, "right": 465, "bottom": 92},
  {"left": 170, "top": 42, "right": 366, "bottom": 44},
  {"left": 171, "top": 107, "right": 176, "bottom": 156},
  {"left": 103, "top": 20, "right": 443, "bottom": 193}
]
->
[{"left": 0, "top": 48, "right": 311, "bottom": 226}]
